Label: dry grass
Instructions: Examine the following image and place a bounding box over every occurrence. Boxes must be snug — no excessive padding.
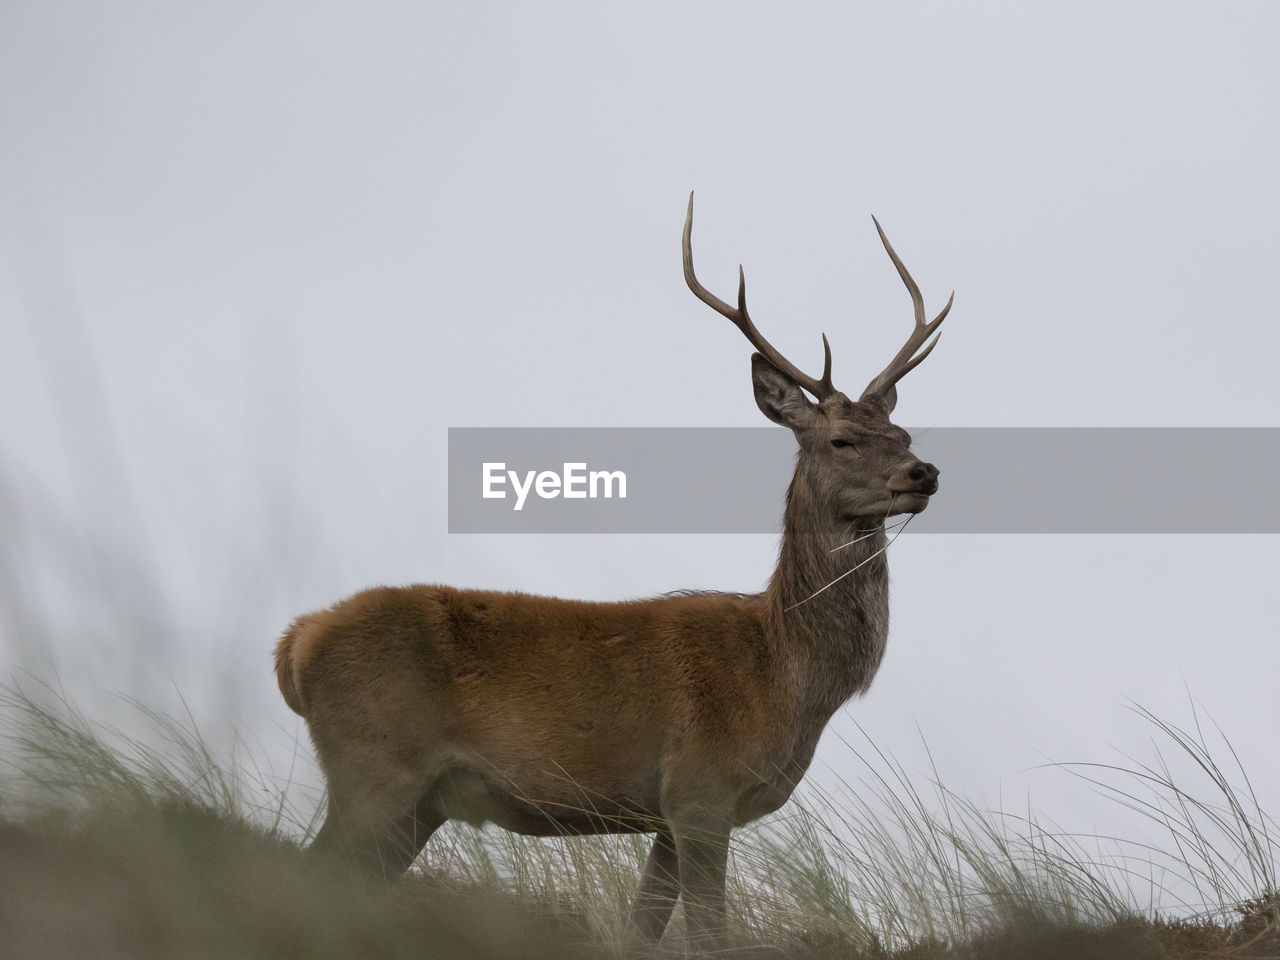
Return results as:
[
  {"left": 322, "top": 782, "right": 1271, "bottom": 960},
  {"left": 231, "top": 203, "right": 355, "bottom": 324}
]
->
[{"left": 1, "top": 680, "right": 1276, "bottom": 959}]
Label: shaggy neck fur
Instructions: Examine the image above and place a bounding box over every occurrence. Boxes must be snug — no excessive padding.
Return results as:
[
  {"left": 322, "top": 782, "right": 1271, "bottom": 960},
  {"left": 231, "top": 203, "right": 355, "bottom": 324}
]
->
[{"left": 764, "top": 464, "right": 891, "bottom": 716}]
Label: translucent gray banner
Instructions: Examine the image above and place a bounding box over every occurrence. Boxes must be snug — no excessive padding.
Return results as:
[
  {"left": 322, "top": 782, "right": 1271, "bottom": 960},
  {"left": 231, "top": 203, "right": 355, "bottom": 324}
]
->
[{"left": 447, "top": 428, "right": 1280, "bottom": 533}]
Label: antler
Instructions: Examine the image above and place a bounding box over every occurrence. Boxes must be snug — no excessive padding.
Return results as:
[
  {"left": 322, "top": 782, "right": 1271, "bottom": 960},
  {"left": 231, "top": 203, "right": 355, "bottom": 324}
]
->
[
  {"left": 683, "top": 193, "right": 837, "bottom": 401},
  {"left": 860, "top": 216, "right": 954, "bottom": 403}
]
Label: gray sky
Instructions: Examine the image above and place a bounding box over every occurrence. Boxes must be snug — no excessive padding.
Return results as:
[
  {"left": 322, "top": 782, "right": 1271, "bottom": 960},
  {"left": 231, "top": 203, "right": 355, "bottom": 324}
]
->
[{"left": 2, "top": 1, "right": 1277, "bottom": 903}]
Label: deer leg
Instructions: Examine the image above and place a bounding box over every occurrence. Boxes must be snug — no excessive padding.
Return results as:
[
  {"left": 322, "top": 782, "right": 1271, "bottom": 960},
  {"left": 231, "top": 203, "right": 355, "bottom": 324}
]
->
[
  {"left": 373, "top": 799, "right": 446, "bottom": 876},
  {"left": 629, "top": 827, "right": 680, "bottom": 939},
  {"left": 311, "top": 784, "right": 445, "bottom": 877},
  {"left": 671, "top": 816, "right": 732, "bottom": 949}
]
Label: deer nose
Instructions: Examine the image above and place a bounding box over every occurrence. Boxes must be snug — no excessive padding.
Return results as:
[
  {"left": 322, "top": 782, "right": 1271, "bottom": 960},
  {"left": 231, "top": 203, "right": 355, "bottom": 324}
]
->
[{"left": 908, "top": 462, "right": 940, "bottom": 494}]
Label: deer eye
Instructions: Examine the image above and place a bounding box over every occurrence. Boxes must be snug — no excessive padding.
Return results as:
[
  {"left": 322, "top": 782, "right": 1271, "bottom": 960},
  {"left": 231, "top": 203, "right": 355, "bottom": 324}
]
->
[{"left": 831, "top": 438, "right": 854, "bottom": 449}]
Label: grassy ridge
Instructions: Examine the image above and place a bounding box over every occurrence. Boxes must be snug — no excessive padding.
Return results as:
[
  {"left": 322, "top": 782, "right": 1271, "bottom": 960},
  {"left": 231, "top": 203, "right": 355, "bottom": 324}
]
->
[{"left": 0, "top": 682, "right": 1276, "bottom": 959}]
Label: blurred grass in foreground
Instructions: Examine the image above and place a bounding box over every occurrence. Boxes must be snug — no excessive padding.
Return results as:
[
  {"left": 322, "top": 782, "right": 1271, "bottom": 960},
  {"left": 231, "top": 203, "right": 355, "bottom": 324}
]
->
[{"left": 1, "top": 680, "right": 1276, "bottom": 959}]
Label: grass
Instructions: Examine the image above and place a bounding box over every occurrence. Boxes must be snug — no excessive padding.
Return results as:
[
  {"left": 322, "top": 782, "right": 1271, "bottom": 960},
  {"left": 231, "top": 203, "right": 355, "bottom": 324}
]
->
[{"left": 0, "top": 679, "right": 1276, "bottom": 959}]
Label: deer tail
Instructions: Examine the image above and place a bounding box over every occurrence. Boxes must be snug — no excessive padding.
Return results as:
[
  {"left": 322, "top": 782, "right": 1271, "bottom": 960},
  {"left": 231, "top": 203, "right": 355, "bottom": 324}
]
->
[{"left": 274, "top": 615, "right": 316, "bottom": 716}]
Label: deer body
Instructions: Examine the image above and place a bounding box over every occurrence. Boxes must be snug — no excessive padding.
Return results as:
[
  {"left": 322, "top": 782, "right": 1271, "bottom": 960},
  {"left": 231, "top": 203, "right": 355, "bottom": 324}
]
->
[{"left": 276, "top": 196, "right": 953, "bottom": 945}]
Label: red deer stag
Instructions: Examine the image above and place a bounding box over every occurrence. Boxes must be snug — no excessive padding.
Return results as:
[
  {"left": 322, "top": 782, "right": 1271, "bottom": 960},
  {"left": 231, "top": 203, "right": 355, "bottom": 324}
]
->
[{"left": 275, "top": 194, "right": 952, "bottom": 945}]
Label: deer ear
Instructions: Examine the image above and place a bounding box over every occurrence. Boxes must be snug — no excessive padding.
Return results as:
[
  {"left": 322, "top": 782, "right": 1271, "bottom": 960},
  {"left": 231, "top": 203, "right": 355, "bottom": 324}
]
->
[{"left": 751, "top": 353, "right": 817, "bottom": 430}]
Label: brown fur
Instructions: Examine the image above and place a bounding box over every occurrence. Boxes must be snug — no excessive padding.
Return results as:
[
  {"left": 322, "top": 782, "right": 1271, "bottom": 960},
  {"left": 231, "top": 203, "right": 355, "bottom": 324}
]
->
[
  {"left": 275, "top": 396, "right": 933, "bottom": 940},
  {"left": 275, "top": 207, "right": 952, "bottom": 946}
]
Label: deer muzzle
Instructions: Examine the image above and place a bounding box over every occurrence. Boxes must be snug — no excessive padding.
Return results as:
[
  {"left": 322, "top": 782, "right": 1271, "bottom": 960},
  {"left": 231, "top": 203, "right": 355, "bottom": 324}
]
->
[{"left": 890, "top": 461, "right": 940, "bottom": 496}]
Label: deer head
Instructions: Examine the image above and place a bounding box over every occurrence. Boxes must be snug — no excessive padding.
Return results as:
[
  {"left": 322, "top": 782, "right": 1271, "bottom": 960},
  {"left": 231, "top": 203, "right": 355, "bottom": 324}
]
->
[{"left": 682, "top": 193, "right": 949, "bottom": 523}]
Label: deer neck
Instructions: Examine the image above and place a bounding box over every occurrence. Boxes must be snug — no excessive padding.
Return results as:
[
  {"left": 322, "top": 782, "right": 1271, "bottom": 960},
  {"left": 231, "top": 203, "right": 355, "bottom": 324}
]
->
[{"left": 765, "top": 471, "right": 891, "bottom": 712}]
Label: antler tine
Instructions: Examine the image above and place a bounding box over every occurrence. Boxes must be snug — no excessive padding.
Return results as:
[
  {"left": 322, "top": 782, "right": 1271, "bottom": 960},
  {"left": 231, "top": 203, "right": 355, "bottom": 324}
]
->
[
  {"left": 860, "top": 216, "right": 953, "bottom": 401},
  {"left": 683, "top": 193, "right": 836, "bottom": 400}
]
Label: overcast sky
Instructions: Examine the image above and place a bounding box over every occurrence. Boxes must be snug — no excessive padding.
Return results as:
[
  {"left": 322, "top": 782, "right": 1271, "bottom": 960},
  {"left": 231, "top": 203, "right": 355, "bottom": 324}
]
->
[{"left": 2, "top": 1, "right": 1277, "bottom": 904}]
